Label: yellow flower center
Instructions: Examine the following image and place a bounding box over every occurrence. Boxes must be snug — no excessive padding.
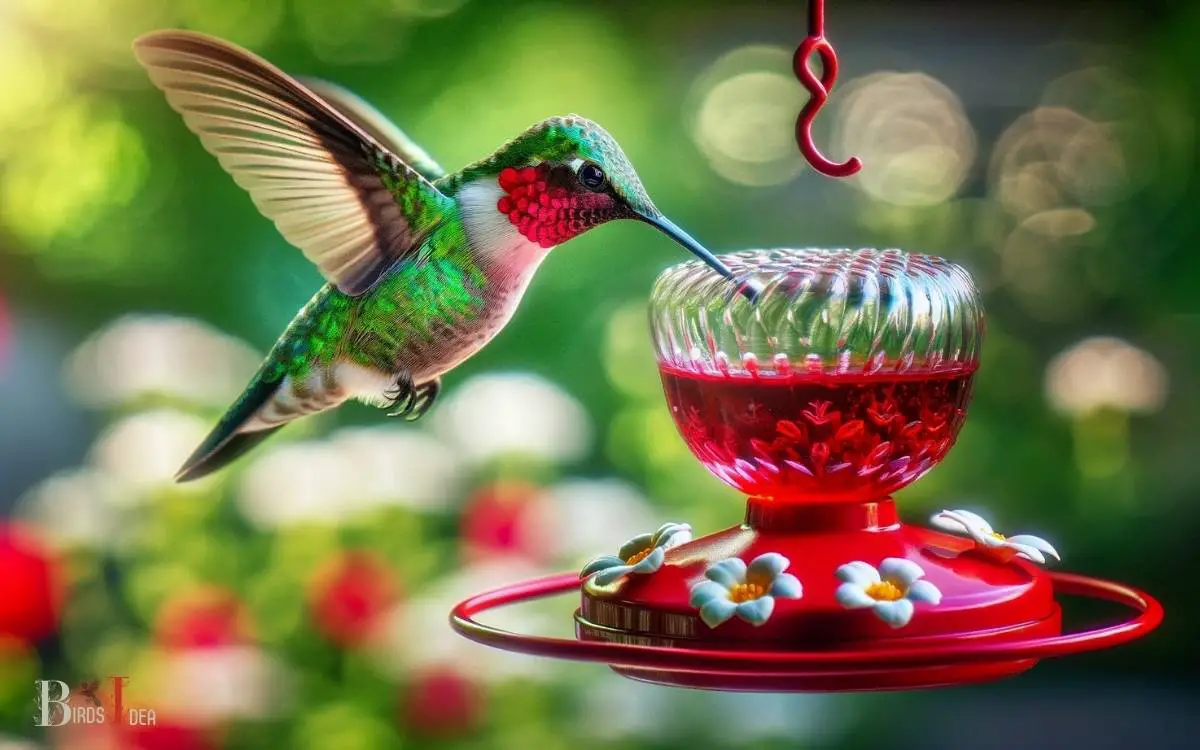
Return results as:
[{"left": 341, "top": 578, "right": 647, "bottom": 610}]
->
[
  {"left": 729, "top": 582, "right": 766, "bottom": 603},
  {"left": 865, "top": 580, "right": 904, "bottom": 601},
  {"left": 625, "top": 548, "right": 653, "bottom": 565},
  {"left": 990, "top": 531, "right": 1006, "bottom": 542}
]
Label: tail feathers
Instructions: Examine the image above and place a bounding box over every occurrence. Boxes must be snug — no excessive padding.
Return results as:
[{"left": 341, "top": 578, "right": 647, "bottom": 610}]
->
[
  {"left": 176, "top": 427, "right": 284, "bottom": 483},
  {"left": 176, "top": 375, "right": 283, "bottom": 483}
]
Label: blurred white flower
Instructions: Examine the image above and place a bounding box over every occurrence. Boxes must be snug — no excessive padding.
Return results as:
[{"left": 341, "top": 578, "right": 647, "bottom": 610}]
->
[
  {"left": 0, "top": 736, "right": 44, "bottom": 750},
  {"left": 431, "top": 372, "right": 591, "bottom": 466},
  {"left": 371, "top": 558, "right": 562, "bottom": 684},
  {"left": 154, "top": 646, "right": 292, "bottom": 725},
  {"left": 237, "top": 425, "right": 463, "bottom": 530},
  {"left": 324, "top": 426, "right": 464, "bottom": 512},
  {"left": 237, "top": 441, "right": 356, "bottom": 529},
  {"left": 14, "top": 467, "right": 124, "bottom": 550},
  {"left": 518, "top": 478, "right": 658, "bottom": 565},
  {"left": 1044, "top": 336, "right": 1168, "bottom": 416},
  {"left": 87, "top": 409, "right": 212, "bottom": 498},
  {"left": 64, "top": 315, "right": 261, "bottom": 409}
]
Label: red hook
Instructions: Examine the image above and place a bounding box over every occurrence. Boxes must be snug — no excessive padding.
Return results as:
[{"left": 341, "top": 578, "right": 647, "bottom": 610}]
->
[{"left": 794, "top": 0, "right": 861, "bottom": 177}]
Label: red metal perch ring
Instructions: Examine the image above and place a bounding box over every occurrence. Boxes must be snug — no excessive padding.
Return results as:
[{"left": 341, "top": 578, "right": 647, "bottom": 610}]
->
[{"left": 449, "top": 572, "right": 1161, "bottom": 675}]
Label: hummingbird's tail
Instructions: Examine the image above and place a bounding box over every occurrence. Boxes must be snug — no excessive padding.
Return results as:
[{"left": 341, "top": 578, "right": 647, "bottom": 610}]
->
[{"left": 175, "top": 374, "right": 285, "bottom": 483}]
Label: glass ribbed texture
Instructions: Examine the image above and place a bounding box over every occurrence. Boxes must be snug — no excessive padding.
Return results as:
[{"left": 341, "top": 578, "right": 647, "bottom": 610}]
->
[
  {"left": 650, "top": 248, "right": 984, "bottom": 376},
  {"left": 649, "top": 249, "right": 985, "bottom": 502}
]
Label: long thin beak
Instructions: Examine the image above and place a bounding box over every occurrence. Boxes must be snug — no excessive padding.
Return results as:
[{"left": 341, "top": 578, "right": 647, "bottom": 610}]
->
[{"left": 641, "top": 214, "right": 759, "bottom": 301}]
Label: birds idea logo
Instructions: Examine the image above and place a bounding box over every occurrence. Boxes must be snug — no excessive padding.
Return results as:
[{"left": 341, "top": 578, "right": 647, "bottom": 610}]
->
[{"left": 33, "top": 676, "right": 157, "bottom": 727}]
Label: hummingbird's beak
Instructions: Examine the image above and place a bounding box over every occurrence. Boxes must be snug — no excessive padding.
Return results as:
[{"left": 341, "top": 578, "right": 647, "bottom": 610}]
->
[{"left": 641, "top": 214, "right": 760, "bottom": 302}]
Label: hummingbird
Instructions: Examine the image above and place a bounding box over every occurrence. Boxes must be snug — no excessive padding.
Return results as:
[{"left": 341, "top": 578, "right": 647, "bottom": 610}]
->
[{"left": 133, "top": 31, "right": 750, "bottom": 483}]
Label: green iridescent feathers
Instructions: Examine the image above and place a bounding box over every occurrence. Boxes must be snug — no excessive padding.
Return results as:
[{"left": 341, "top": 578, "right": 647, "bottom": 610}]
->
[
  {"left": 261, "top": 285, "right": 353, "bottom": 382},
  {"left": 256, "top": 231, "right": 486, "bottom": 384},
  {"left": 351, "top": 244, "right": 486, "bottom": 371},
  {"left": 132, "top": 30, "right": 454, "bottom": 296}
]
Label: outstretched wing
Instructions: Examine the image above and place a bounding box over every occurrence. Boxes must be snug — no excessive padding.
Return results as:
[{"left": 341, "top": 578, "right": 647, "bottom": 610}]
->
[
  {"left": 298, "top": 77, "right": 446, "bottom": 183},
  {"left": 133, "top": 30, "right": 453, "bottom": 295}
]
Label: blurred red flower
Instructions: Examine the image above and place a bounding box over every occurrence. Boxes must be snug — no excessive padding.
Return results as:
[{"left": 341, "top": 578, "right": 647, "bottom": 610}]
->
[
  {"left": 155, "top": 586, "right": 252, "bottom": 650},
  {"left": 49, "top": 715, "right": 214, "bottom": 750},
  {"left": 461, "top": 480, "right": 542, "bottom": 562},
  {"left": 401, "top": 666, "right": 482, "bottom": 738},
  {"left": 308, "top": 550, "right": 399, "bottom": 647},
  {"left": 123, "top": 721, "right": 215, "bottom": 750},
  {"left": 0, "top": 523, "right": 62, "bottom": 644}
]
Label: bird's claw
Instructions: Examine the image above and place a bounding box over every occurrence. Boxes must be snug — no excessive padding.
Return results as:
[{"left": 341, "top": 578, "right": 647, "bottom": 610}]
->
[
  {"left": 383, "top": 372, "right": 415, "bottom": 417},
  {"left": 383, "top": 375, "right": 440, "bottom": 421}
]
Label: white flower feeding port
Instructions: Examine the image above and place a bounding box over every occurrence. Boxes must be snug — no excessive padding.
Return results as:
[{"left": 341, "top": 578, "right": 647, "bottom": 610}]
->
[
  {"left": 834, "top": 559, "right": 942, "bottom": 629},
  {"left": 580, "top": 523, "right": 693, "bottom": 587},
  {"left": 930, "top": 509, "right": 1061, "bottom": 565},
  {"left": 689, "top": 553, "right": 803, "bottom": 628}
]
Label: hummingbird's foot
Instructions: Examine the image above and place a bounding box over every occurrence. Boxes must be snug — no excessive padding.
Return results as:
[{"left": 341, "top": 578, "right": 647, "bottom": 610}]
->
[
  {"left": 383, "top": 372, "right": 416, "bottom": 417},
  {"left": 401, "top": 377, "right": 441, "bottom": 421},
  {"left": 384, "top": 375, "right": 441, "bottom": 421}
]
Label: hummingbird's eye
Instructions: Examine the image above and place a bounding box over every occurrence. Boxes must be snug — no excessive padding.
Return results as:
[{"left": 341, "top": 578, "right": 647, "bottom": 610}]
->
[{"left": 578, "top": 162, "right": 607, "bottom": 191}]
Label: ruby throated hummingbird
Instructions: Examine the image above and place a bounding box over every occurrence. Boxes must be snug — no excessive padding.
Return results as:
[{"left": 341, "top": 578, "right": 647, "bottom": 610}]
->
[{"left": 133, "top": 31, "right": 748, "bottom": 482}]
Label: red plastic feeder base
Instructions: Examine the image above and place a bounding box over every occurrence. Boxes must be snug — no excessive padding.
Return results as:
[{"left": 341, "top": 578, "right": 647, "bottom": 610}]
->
[
  {"left": 609, "top": 659, "right": 1037, "bottom": 692},
  {"left": 450, "top": 498, "right": 1162, "bottom": 692}
]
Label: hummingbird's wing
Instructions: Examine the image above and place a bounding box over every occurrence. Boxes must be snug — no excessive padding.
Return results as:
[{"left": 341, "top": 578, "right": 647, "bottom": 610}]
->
[
  {"left": 297, "top": 78, "right": 446, "bottom": 183},
  {"left": 133, "top": 30, "right": 453, "bottom": 296}
]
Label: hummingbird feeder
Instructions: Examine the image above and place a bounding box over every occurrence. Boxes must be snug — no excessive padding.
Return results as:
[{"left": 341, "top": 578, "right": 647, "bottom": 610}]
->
[
  {"left": 448, "top": 3, "right": 1161, "bottom": 693},
  {"left": 450, "top": 248, "right": 1162, "bottom": 691}
]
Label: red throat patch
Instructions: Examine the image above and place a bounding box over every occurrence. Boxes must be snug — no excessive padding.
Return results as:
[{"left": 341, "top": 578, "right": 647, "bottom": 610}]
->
[{"left": 496, "top": 165, "right": 615, "bottom": 248}]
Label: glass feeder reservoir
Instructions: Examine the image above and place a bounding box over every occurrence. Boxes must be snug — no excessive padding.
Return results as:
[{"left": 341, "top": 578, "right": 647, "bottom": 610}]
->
[{"left": 652, "top": 248, "right": 983, "bottom": 505}]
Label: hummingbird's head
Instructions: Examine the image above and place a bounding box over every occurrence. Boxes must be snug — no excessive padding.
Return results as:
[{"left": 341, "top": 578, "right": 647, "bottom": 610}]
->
[{"left": 456, "top": 115, "right": 748, "bottom": 292}]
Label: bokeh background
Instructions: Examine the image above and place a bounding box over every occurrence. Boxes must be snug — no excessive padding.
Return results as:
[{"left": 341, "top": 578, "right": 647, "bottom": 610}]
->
[{"left": 1, "top": 0, "right": 1198, "bottom": 747}]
